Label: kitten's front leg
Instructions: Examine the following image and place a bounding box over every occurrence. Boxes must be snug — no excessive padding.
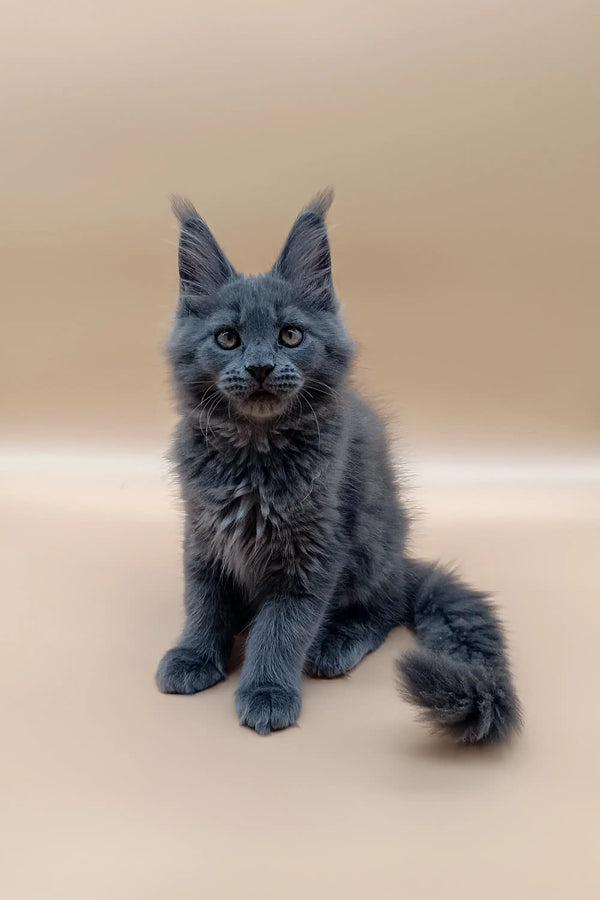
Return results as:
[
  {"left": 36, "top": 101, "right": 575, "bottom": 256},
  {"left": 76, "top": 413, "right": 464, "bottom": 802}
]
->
[
  {"left": 235, "top": 591, "right": 327, "bottom": 735},
  {"left": 156, "top": 533, "right": 234, "bottom": 695}
]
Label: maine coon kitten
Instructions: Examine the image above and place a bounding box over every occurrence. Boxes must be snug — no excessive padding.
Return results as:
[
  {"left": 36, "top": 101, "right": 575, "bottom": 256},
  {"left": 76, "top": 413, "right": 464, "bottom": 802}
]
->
[{"left": 156, "top": 190, "right": 521, "bottom": 742}]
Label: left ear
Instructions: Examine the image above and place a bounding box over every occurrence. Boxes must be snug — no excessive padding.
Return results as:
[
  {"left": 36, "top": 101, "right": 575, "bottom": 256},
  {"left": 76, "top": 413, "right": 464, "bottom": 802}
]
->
[
  {"left": 171, "top": 195, "right": 237, "bottom": 302},
  {"left": 272, "top": 188, "right": 336, "bottom": 310}
]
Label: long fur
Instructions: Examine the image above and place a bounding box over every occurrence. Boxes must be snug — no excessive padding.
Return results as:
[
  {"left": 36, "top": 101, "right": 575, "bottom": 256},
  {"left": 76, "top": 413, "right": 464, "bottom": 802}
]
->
[
  {"left": 156, "top": 189, "right": 522, "bottom": 744},
  {"left": 400, "top": 560, "right": 522, "bottom": 742}
]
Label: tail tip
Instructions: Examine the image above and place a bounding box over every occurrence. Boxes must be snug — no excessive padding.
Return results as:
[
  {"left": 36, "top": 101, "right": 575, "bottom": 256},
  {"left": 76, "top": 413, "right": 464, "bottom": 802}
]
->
[{"left": 398, "top": 648, "right": 522, "bottom": 744}]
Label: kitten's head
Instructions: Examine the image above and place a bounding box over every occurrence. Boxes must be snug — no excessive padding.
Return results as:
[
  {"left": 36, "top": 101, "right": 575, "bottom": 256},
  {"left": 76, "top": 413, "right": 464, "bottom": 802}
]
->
[{"left": 167, "top": 189, "right": 353, "bottom": 422}]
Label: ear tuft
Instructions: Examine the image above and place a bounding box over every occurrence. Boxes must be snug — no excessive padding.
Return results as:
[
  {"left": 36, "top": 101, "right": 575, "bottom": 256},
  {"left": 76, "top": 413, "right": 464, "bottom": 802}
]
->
[
  {"left": 170, "top": 195, "right": 236, "bottom": 302},
  {"left": 170, "top": 194, "right": 201, "bottom": 227},
  {"left": 306, "top": 187, "right": 334, "bottom": 220}
]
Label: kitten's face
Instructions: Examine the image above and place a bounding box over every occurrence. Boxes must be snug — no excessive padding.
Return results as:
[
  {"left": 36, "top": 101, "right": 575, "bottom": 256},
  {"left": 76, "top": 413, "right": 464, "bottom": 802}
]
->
[{"left": 168, "top": 191, "right": 353, "bottom": 423}]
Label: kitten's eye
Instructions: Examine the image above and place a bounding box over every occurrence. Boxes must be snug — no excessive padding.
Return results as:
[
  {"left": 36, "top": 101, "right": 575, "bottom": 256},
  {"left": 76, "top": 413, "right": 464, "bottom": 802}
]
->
[
  {"left": 215, "top": 329, "right": 241, "bottom": 350},
  {"left": 279, "top": 326, "right": 303, "bottom": 348}
]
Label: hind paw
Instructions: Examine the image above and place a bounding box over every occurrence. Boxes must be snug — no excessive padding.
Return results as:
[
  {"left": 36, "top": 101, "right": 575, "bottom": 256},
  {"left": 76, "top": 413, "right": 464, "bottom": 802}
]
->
[{"left": 305, "top": 632, "right": 370, "bottom": 678}]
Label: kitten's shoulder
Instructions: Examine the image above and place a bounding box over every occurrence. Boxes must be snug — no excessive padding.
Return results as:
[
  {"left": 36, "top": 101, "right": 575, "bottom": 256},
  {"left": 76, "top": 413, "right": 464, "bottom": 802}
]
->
[
  {"left": 169, "top": 417, "right": 212, "bottom": 480},
  {"left": 346, "top": 386, "right": 387, "bottom": 436}
]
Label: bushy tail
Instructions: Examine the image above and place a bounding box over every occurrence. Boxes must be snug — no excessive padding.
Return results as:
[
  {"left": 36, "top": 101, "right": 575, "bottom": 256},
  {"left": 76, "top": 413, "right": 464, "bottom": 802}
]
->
[{"left": 398, "top": 560, "right": 522, "bottom": 743}]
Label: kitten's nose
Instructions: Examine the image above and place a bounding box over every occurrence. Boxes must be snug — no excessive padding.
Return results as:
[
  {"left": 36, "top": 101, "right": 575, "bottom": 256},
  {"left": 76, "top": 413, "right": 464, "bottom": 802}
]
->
[{"left": 246, "top": 364, "right": 274, "bottom": 385}]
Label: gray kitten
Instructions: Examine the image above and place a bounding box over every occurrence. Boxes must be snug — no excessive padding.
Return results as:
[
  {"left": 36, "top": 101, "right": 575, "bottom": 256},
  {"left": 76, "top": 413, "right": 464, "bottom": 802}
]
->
[{"left": 156, "top": 189, "right": 521, "bottom": 742}]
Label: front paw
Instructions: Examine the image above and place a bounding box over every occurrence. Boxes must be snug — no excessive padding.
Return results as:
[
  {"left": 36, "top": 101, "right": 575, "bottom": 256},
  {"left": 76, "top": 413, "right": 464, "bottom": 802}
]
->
[
  {"left": 235, "top": 684, "right": 301, "bottom": 735},
  {"left": 156, "top": 647, "right": 224, "bottom": 694}
]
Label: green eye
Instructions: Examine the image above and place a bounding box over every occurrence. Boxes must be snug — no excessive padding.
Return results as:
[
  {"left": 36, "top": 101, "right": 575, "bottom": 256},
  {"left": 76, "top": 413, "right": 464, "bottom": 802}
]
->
[
  {"left": 216, "top": 329, "right": 241, "bottom": 350},
  {"left": 279, "top": 326, "right": 303, "bottom": 348}
]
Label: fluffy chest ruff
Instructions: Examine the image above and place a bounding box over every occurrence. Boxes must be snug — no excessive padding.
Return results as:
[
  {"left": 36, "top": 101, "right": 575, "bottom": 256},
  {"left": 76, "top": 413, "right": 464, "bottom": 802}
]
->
[
  {"left": 197, "top": 480, "right": 277, "bottom": 589},
  {"left": 186, "top": 435, "right": 332, "bottom": 592}
]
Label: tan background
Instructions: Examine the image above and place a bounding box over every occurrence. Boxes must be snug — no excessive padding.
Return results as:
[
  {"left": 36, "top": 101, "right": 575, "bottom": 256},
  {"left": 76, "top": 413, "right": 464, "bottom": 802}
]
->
[
  {"left": 2, "top": 2, "right": 599, "bottom": 899},
  {"left": 2, "top": 0, "right": 599, "bottom": 451}
]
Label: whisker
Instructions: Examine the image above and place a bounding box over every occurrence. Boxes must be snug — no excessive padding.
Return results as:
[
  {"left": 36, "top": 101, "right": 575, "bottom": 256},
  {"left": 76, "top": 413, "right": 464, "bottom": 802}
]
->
[
  {"left": 300, "top": 390, "right": 321, "bottom": 451},
  {"left": 205, "top": 394, "right": 222, "bottom": 442},
  {"left": 306, "top": 379, "right": 342, "bottom": 402}
]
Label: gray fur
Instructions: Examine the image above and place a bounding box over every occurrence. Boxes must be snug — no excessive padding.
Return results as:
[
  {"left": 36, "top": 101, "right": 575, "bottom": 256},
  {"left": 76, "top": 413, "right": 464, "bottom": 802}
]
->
[{"left": 156, "top": 190, "right": 522, "bottom": 742}]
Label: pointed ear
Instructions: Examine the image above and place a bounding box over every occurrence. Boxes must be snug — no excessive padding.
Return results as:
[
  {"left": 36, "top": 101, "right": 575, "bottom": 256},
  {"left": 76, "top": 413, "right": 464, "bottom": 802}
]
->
[
  {"left": 171, "top": 196, "right": 236, "bottom": 305},
  {"left": 272, "top": 188, "right": 336, "bottom": 310}
]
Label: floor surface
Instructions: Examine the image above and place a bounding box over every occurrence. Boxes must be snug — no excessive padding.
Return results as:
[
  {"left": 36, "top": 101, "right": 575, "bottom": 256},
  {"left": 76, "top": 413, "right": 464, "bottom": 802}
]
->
[{"left": 2, "top": 459, "right": 599, "bottom": 899}]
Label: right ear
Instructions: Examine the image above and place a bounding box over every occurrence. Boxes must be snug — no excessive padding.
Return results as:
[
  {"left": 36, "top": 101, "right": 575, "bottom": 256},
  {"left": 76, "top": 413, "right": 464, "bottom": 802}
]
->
[{"left": 171, "top": 196, "right": 236, "bottom": 309}]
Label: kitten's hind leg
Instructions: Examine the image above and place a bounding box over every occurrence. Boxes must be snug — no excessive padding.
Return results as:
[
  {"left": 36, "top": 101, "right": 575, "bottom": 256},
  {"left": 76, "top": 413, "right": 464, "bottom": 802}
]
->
[{"left": 305, "top": 605, "right": 392, "bottom": 678}]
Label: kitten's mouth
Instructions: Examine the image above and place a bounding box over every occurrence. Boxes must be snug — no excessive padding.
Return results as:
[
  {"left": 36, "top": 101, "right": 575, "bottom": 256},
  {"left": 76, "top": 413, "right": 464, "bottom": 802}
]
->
[
  {"left": 239, "top": 388, "right": 286, "bottom": 419},
  {"left": 250, "top": 389, "right": 275, "bottom": 400}
]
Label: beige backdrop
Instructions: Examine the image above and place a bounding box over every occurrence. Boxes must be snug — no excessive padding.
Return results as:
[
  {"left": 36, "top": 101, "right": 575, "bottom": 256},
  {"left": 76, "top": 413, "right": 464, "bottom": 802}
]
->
[
  {"left": 2, "top": 4, "right": 600, "bottom": 900},
  {"left": 2, "top": 0, "right": 599, "bottom": 452}
]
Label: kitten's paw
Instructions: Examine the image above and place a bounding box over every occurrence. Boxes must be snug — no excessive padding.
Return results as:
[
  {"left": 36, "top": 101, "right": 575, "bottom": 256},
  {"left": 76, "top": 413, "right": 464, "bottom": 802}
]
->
[
  {"left": 235, "top": 684, "right": 301, "bottom": 735},
  {"left": 156, "top": 648, "right": 224, "bottom": 694},
  {"left": 305, "top": 632, "right": 368, "bottom": 678}
]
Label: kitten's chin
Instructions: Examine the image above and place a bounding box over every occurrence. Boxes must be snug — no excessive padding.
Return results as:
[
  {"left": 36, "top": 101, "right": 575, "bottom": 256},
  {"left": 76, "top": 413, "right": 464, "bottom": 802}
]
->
[{"left": 236, "top": 390, "right": 288, "bottom": 421}]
